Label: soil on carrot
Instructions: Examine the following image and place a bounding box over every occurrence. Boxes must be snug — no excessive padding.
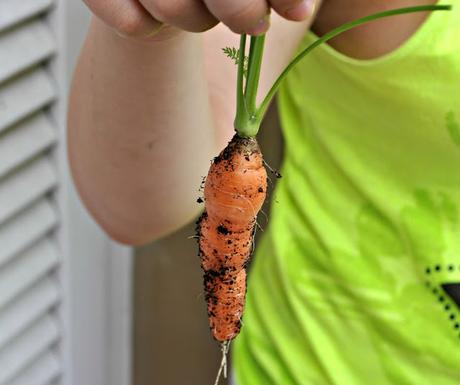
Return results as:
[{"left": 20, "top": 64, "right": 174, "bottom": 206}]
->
[{"left": 196, "top": 133, "right": 267, "bottom": 342}]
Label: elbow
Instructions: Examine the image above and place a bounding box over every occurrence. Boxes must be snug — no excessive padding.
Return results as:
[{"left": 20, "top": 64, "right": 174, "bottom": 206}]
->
[
  {"left": 104, "top": 227, "right": 156, "bottom": 247},
  {"left": 88, "top": 202, "right": 199, "bottom": 246},
  {"left": 100, "top": 211, "right": 200, "bottom": 246},
  {"left": 69, "top": 176, "right": 203, "bottom": 246},
  {"left": 75, "top": 186, "right": 202, "bottom": 247},
  {"left": 67, "top": 135, "right": 205, "bottom": 247}
]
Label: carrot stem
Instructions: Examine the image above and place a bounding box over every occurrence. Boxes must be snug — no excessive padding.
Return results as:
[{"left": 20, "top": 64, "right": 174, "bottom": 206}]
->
[
  {"left": 245, "top": 35, "right": 266, "bottom": 116},
  {"left": 233, "top": 4, "right": 451, "bottom": 138},
  {"left": 256, "top": 4, "right": 452, "bottom": 123},
  {"left": 235, "top": 34, "right": 266, "bottom": 138},
  {"left": 234, "top": 34, "right": 248, "bottom": 133}
]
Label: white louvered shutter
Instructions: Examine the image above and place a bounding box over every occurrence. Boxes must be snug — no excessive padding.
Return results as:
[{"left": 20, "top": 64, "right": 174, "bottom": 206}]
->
[
  {"left": 0, "top": 2, "right": 134, "bottom": 385},
  {"left": 0, "top": 1, "right": 61, "bottom": 384}
]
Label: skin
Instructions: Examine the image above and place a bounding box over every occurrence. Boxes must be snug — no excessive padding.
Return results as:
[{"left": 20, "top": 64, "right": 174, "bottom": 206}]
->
[{"left": 68, "top": 0, "right": 435, "bottom": 245}]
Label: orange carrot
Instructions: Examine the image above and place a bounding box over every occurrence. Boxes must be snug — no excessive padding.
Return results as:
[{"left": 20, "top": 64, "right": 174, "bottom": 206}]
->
[{"left": 198, "top": 134, "right": 267, "bottom": 342}]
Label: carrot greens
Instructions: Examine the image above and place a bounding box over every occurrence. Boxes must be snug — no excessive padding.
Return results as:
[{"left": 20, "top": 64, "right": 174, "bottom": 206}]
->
[{"left": 228, "top": 4, "right": 452, "bottom": 138}]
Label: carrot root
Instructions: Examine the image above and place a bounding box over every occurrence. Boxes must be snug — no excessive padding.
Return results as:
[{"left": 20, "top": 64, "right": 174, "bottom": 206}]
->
[
  {"left": 213, "top": 341, "right": 230, "bottom": 385},
  {"left": 197, "top": 134, "right": 267, "bottom": 342}
]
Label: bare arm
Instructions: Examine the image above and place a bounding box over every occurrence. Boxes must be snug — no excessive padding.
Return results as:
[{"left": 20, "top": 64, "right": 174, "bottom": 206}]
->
[
  {"left": 68, "top": 2, "right": 317, "bottom": 245},
  {"left": 68, "top": 21, "right": 218, "bottom": 245}
]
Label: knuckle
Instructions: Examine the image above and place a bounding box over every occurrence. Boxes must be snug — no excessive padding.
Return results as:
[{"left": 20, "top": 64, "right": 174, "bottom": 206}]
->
[
  {"left": 114, "top": 13, "right": 146, "bottom": 36},
  {"left": 223, "top": 1, "right": 264, "bottom": 29},
  {"left": 191, "top": 20, "right": 218, "bottom": 33},
  {"left": 271, "top": 0, "right": 313, "bottom": 20},
  {"left": 149, "top": 1, "right": 181, "bottom": 23},
  {"left": 278, "top": 0, "right": 302, "bottom": 7}
]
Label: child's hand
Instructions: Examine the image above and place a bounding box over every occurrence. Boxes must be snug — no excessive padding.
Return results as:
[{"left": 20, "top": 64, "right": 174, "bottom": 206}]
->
[{"left": 82, "top": 0, "right": 315, "bottom": 39}]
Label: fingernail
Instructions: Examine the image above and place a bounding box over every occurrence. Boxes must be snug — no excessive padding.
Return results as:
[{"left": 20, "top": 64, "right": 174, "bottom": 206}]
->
[
  {"left": 246, "top": 14, "right": 271, "bottom": 36},
  {"left": 285, "top": 0, "right": 314, "bottom": 21}
]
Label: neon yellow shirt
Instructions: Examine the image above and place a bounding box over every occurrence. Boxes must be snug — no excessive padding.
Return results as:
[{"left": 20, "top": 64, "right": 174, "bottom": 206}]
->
[{"left": 233, "top": 3, "right": 460, "bottom": 384}]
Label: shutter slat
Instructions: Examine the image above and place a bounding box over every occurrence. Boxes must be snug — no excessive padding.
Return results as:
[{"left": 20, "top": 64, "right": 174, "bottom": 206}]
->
[
  {"left": 0, "top": 20, "right": 55, "bottom": 84},
  {"left": 0, "top": 0, "right": 54, "bottom": 32},
  {"left": 0, "top": 113, "right": 56, "bottom": 179},
  {"left": 0, "top": 69, "right": 56, "bottom": 133},
  {"left": 0, "top": 278, "right": 59, "bottom": 349},
  {"left": 0, "top": 1, "right": 65, "bottom": 382},
  {"left": 9, "top": 351, "right": 60, "bottom": 385},
  {"left": 0, "top": 316, "right": 59, "bottom": 384},
  {"left": 0, "top": 199, "right": 57, "bottom": 268},
  {"left": 0, "top": 239, "right": 59, "bottom": 310},
  {"left": 0, "top": 157, "right": 57, "bottom": 224}
]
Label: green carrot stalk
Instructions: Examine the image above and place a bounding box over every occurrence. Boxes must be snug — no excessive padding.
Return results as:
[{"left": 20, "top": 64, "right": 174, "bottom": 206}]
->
[{"left": 230, "top": 4, "right": 452, "bottom": 138}]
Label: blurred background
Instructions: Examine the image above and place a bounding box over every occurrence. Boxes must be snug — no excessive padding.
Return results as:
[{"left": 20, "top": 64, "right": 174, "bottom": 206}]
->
[{"left": 0, "top": 1, "right": 283, "bottom": 385}]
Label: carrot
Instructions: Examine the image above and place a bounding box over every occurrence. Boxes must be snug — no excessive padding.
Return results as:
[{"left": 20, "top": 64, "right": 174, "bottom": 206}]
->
[{"left": 198, "top": 134, "right": 267, "bottom": 342}]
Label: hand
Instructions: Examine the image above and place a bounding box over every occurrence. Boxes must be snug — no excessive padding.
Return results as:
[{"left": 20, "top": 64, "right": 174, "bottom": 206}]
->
[{"left": 83, "top": 0, "right": 316, "bottom": 39}]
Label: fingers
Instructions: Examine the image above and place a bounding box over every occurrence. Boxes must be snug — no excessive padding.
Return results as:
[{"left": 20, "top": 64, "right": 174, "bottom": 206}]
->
[
  {"left": 83, "top": 0, "right": 318, "bottom": 39},
  {"left": 83, "top": 0, "right": 162, "bottom": 37},
  {"left": 203, "top": 0, "right": 270, "bottom": 35},
  {"left": 269, "top": 0, "right": 316, "bottom": 21},
  {"left": 139, "top": 0, "right": 218, "bottom": 32}
]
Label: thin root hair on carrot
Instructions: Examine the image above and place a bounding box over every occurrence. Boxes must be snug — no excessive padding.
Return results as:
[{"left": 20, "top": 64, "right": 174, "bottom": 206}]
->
[
  {"left": 266, "top": 173, "right": 274, "bottom": 187},
  {"left": 259, "top": 208, "right": 269, "bottom": 225},
  {"left": 214, "top": 341, "right": 231, "bottom": 385},
  {"left": 263, "top": 159, "right": 282, "bottom": 178}
]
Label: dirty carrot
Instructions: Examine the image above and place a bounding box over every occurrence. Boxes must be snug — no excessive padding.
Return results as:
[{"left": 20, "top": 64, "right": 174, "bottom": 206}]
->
[{"left": 198, "top": 135, "right": 267, "bottom": 342}]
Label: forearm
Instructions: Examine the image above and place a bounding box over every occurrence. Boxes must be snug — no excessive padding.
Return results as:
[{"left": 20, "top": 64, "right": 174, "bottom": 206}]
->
[{"left": 68, "top": 18, "right": 216, "bottom": 244}]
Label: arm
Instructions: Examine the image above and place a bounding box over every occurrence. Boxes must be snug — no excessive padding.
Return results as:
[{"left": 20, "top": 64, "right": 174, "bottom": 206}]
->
[
  {"left": 67, "top": 2, "right": 318, "bottom": 245},
  {"left": 68, "top": 21, "right": 217, "bottom": 245}
]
